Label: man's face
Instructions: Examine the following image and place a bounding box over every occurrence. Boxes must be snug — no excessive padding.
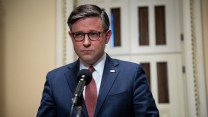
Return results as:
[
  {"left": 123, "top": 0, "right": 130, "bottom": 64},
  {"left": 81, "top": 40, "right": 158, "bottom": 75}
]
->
[{"left": 69, "top": 17, "right": 111, "bottom": 65}]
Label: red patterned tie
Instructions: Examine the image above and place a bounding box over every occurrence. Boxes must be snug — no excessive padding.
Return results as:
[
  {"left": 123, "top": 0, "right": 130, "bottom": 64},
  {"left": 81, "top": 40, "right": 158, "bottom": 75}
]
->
[{"left": 85, "top": 66, "right": 97, "bottom": 117}]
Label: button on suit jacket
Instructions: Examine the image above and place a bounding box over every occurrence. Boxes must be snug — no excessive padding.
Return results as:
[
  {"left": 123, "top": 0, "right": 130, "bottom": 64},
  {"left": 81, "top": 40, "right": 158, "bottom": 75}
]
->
[{"left": 37, "top": 55, "right": 159, "bottom": 117}]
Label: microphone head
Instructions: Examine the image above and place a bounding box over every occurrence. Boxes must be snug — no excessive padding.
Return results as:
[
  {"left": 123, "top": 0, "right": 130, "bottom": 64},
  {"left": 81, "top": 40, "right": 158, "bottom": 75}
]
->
[{"left": 77, "top": 69, "right": 92, "bottom": 85}]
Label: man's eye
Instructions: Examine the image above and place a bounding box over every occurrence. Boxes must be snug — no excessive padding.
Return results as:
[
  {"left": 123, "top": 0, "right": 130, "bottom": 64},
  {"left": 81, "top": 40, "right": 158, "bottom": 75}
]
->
[
  {"left": 74, "top": 33, "right": 83, "bottom": 37},
  {"left": 89, "top": 32, "right": 99, "bottom": 36}
]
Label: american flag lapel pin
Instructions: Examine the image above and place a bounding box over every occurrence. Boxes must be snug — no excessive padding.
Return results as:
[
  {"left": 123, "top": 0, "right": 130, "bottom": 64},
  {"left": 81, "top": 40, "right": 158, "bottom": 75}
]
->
[{"left": 110, "top": 70, "right": 116, "bottom": 73}]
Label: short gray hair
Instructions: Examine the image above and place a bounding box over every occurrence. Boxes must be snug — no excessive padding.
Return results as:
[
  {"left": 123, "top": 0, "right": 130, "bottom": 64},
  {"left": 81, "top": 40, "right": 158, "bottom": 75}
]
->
[{"left": 67, "top": 4, "right": 110, "bottom": 32}]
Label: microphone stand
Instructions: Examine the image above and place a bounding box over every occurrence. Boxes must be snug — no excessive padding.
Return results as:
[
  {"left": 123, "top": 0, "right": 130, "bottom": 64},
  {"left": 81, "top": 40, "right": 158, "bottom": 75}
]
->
[
  {"left": 70, "top": 95, "right": 83, "bottom": 117},
  {"left": 76, "top": 97, "right": 83, "bottom": 117}
]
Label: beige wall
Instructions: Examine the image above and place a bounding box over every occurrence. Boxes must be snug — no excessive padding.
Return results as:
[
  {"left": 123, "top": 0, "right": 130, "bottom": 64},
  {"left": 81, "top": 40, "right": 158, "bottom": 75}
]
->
[
  {"left": 0, "top": 0, "right": 5, "bottom": 116},
  {"left": 202, "top": 0, "right": 208, "bottom": 105},
  {"left": 0, "top": 0, "right": 56, "bottom": 117}
]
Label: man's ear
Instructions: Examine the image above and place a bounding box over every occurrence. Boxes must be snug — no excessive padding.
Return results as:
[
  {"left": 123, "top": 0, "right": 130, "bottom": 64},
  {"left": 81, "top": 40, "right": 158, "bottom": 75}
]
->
[
  {"left": 68, "top": 31, "right": 73, "bottom": 39},
  {"left": 105, "top": 30, "right": 112, "bottom": 44}
]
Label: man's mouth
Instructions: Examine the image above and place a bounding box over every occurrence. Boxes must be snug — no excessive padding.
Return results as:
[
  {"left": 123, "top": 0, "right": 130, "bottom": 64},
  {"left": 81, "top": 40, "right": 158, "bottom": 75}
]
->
[{"left": 81, "top": 50, "right": 93, "bottom": 54}]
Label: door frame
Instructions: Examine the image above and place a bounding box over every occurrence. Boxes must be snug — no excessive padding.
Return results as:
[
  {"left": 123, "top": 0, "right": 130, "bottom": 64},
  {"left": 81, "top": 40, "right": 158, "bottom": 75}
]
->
[{"left": 183, "top": 0, "right": 207, "bottom": 117}]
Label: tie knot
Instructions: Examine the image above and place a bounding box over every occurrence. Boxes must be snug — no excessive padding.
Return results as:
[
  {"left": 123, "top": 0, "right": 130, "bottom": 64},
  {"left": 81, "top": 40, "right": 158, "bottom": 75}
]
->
[{"left": 88, "top": 66, "right": 95, "bottom": 73}]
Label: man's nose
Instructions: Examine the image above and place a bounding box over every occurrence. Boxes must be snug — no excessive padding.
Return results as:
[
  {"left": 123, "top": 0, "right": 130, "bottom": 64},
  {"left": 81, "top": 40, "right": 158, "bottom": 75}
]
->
[{"left": 83, "top": 34, "right": 91, "bottom": 46}]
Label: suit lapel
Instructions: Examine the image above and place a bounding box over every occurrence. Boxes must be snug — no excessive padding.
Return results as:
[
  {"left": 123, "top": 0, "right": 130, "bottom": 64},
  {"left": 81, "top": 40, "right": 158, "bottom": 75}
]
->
[
  {"left": 64, "top": 60, "right": 88, "bottom": 117},
  {"left": 94, "top": 55, "right": 120, "bottom": 116},
  {"left": 65, "top": 60, "right": 79, "bottom": 98}
]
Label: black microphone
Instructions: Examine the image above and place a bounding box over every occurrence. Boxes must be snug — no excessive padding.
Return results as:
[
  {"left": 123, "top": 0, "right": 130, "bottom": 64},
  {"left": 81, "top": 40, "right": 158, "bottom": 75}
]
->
[{"left": 72, "top": 69, "right": 92, "bottom": 105}]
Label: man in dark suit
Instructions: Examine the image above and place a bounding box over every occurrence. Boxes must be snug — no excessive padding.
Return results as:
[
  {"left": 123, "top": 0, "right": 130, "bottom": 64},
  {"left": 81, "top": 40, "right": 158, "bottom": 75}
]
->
[{"left": 37, "top": 4, "right": 159, "bottom": 117}]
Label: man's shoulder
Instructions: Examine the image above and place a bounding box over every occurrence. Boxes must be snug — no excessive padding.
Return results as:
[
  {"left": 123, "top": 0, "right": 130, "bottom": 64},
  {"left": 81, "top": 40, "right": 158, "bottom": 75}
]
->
[
  {"left": 111, "top": 58, "right": 140, "bottom": 67},
  {"left": 47, "top": 61, "right": 77, "bottom": 76}
]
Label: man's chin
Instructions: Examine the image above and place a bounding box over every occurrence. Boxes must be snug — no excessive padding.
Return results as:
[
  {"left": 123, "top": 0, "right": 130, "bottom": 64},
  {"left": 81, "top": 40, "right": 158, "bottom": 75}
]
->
[{"left": 80, "top": 56, "right": 94, "bottom": 65}]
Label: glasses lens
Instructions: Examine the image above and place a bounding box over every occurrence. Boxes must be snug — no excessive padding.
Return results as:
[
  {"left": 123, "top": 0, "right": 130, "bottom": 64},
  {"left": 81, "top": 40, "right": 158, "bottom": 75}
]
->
[
  {"left": 89, "top": 32, "right": 100, "bottom": 40},
  {"left": 73, "top": 33, "right": 84, "bottom": 41}
]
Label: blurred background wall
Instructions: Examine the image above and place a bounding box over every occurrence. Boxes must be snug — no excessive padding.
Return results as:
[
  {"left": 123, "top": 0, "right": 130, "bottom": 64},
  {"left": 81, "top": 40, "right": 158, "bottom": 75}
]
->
[
  {"left": 0, "top": 0, "right": 207, "bottom": 117},
  {"left": 0, "top": 0, "right": 56, "bottom": 116}
]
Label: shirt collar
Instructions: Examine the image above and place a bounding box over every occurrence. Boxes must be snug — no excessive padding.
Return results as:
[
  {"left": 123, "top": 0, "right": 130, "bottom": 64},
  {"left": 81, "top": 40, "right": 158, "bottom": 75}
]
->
[{"left": 80, "top": 53, "right": 106, "bottom": 76}]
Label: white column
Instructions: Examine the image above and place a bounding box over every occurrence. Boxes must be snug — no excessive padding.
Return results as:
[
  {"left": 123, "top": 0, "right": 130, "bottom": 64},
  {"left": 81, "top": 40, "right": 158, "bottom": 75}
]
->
[{"left": 56, "top": 0, "right": 75, "bottom": 67}]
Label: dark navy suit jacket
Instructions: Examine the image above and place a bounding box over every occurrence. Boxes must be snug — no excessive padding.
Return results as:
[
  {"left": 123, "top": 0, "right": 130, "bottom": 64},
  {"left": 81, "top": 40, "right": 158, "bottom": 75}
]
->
[{"left": 37, "top": 55, "right": 159, "bottom": 117}]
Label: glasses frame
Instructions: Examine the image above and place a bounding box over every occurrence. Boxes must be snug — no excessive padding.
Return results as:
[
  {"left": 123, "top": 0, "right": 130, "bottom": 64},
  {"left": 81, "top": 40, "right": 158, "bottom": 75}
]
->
[{"left": 71, "top": 31, "right": 104, "bottom": 42}]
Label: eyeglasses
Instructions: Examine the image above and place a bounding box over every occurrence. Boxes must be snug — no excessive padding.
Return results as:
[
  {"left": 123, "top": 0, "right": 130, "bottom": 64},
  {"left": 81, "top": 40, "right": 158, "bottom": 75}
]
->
[{"left": 71, "top": 31, "right": 103, "bottom": 42}]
